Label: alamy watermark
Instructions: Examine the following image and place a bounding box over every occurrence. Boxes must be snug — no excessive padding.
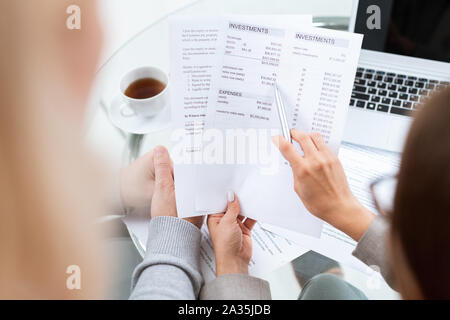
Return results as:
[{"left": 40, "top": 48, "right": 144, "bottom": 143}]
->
[
  {"left": 66, "top": 4, "right": 81, "bottom": 30},
  {"left": 366, "top": 5, "right": 381, "bottom": 30},
  {"left": 66, "top": 265, "right": 81, "bottom": 290},
  {"left": 170, "top": 127, "right": 284, "bottom": 175}
]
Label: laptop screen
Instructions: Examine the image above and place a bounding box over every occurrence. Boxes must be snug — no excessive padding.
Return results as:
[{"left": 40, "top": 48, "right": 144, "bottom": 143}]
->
[{"left": 354, "top": 0, "right": 450, "bottom": 63}]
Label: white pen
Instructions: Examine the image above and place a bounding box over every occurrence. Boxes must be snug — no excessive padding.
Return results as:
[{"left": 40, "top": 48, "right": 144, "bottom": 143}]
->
[{"left": 274, "top": 82, "right": 292, "bottom": 143}]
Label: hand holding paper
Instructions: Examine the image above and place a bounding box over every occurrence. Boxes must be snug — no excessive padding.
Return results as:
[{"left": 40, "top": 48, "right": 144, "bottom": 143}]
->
[
  {"left": 273, "top": 130, "right": 375, "bottom": 241},
  {"left": 262, "top": 142, "right": 400, "bottom": 274},
  {"left": 169, "top": 14, "right": 363, "bottom": 237},
  {"left": 207, "top": 192, "right": 257, "bottom": 276}
]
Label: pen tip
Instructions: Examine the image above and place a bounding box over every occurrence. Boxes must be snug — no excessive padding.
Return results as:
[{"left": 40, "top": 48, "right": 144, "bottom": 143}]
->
[{"left": 274, "top": 81, "right": 279, "bottom": 92}]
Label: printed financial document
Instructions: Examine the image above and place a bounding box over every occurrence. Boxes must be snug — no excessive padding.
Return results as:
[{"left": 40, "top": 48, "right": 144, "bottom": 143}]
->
[
  {"left": 193, "top": 17, "right": 363, "bottom": 235},
  {"left": 169, "top": 15, "right": 312, "bottom": 219},
  {"left": 169, "top": 16, "right": 221, "bottom": 218}
]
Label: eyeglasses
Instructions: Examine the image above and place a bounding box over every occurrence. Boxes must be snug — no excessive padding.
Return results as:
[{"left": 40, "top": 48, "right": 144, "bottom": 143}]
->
[{"left": 369, "top": 175, "right": 398, "bottom": 217}]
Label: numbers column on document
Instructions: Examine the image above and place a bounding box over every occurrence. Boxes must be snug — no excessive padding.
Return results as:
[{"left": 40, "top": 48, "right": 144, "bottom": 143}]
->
[{"left": 312, "top": 72, "right": 342, "bottom": 143}]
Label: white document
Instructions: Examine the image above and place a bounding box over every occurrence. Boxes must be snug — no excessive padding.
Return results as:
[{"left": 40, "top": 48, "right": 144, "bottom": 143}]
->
[
  {"left": 194, "top": 18, "right": 363, "bottom": 236},
  {"left": 169, "top": 16, "right": 222, "bottom": 218},
  {"left": 122, "top": 214, "right": 307, "bottom": 282},
  {"left": 262, "top": 142, "right": 400, "bottom": 274},
  {"left": 169, "top": 15, "right": 312, "bottom": 219}
]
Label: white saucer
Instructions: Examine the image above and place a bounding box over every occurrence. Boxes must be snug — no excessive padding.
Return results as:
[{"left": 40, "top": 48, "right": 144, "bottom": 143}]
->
[{"left": 107, "top": 94, "right": 171, "bottom": 134}]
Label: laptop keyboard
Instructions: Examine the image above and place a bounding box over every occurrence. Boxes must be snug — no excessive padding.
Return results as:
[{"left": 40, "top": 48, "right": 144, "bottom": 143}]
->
[{"left": 350, "top": 67, "right": 449, "bottom": 117}]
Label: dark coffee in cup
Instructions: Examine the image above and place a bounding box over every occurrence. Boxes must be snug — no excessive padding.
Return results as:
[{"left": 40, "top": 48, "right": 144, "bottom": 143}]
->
[
  {"left": 125, "top": 78, "right": 166, "bottom": 100},
  {"left": 120, "top": 66, "right": 169, "bottom": 117}
]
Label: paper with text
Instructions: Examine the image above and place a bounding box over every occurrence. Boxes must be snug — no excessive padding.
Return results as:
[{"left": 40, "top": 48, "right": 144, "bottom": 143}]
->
[
  {"left": 169, "top": 16, "right": 221, "bottom": 217},
  {"left": 194, "top": 18, "right": 363, "bottom": 236},
  {"left": 169, "top": 15, "right": 312, "bottom": 218}
]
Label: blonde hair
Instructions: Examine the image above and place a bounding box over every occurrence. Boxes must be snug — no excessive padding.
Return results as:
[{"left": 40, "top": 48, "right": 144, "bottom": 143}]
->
[{"left": 0, "top": 0, "right": 107, "bottom": 299}]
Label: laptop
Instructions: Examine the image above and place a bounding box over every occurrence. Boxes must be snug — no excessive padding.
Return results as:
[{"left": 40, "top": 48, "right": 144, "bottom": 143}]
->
[{"left": 343, "top": 0, "right": 450, "bottom": 152}]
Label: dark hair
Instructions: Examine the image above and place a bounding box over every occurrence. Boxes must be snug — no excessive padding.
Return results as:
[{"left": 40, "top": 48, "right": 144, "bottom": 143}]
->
[{"left": 392, "top": 87, "right": 450, "bottom": 299}]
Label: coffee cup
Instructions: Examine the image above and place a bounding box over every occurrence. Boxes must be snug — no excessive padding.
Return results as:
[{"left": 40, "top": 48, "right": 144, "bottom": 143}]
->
[{"left": 119, "top": 66, "right": 169, "bottom": 118}]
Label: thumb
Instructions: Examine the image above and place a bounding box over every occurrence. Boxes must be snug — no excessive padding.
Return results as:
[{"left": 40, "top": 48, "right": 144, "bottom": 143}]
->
[
  {"left": 223, "top": 190, "right": 240, "bottom": 223},
  {"left": 153, "top": 146, "right": 173, "bottom": 189},
  {"left": 207, "top": 213, "right": 223, "bottom": 233}
]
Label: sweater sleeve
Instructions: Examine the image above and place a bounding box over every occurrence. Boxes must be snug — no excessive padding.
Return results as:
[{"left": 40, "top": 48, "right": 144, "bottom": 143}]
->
[
  {"left": 200, "top": 274, "right": 271, "bottom": 300},
  {"left": 129, "top": 216, "right": 203, "bottom": 300},
  {"left": 352, "top": 216, "right": 396, "bottom": 289}
]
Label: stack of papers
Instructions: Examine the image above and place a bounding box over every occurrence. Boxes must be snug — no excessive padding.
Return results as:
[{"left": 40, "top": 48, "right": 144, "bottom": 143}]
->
[{"left": 169, "top": 15, "right": 363, "bottom": 238}]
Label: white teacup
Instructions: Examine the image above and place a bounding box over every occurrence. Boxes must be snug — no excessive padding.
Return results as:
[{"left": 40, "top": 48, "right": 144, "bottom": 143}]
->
[{"left": 119, "top": 66, "right": 169, "bottom": 118}]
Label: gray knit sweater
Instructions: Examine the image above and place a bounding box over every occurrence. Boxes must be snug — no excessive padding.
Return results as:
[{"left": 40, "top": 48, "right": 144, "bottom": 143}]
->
[
  {"left": 129, "top": 217, "right": 203, "bottom": 300},
  {"left": 129, "top": 215, "right": 391, "bottom": 299}
]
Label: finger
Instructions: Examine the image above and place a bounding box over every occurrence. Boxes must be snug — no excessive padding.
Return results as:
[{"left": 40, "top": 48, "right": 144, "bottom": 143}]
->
[
  {"left": 237, "top": 219, "right": 246, "bottom": 231},
  {"left": 207, "top": 213, "right": 224, "bottom": 225},
  {"left": 290, "top": 129, "right": 317, "bottom": 156},
  {"left": 237, "top": 219, "right": 252, "bottom": 237},
  {"left": 184, "top": 215, "right": 205, "bottom": 228},
  {"left": 192, "top": 215, "right": 205, "bottom": 224},
  {"left": 210, "top": 213, "right": 225, "bottom": 219},
  {"left": 153, "top": 146, "right": 174, "bottom": 189},
  {"left": 272, "top": 135, "right": 303, "bottom": 167},
  {"left": 169, "top": 153, "right": 174, "bottom": 177},
  {"left": 223, "top": 191, "right": 240, "bottom": 222},
  {"left": 207, "top": 214, "right": 224, "bottom": 230},
  {"left": 142, "top": 150, "right": 156, "bottom": 178},
  {"left": 310, "top": 132, "right": 326, "bottom": 151},
  {"left": 243, "top": 217, "right": 257, "bottom": 231}
]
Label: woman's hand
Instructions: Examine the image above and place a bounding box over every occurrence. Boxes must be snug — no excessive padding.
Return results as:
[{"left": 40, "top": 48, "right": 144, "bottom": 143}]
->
[
  {"left": 207, "top": 192, "right": 256, "bottom": 276},
  {"left": 149, "top": 146, "right": 204, "bottom": 228},
  {"left": 273, "top": 130, "right": 375, "bottom": 241},
  {"left": 120, "top": 150, "right": 158, "bottom": 209},
  {"left": 150, "top": 146, "right": 177, "bottom": 219}
]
